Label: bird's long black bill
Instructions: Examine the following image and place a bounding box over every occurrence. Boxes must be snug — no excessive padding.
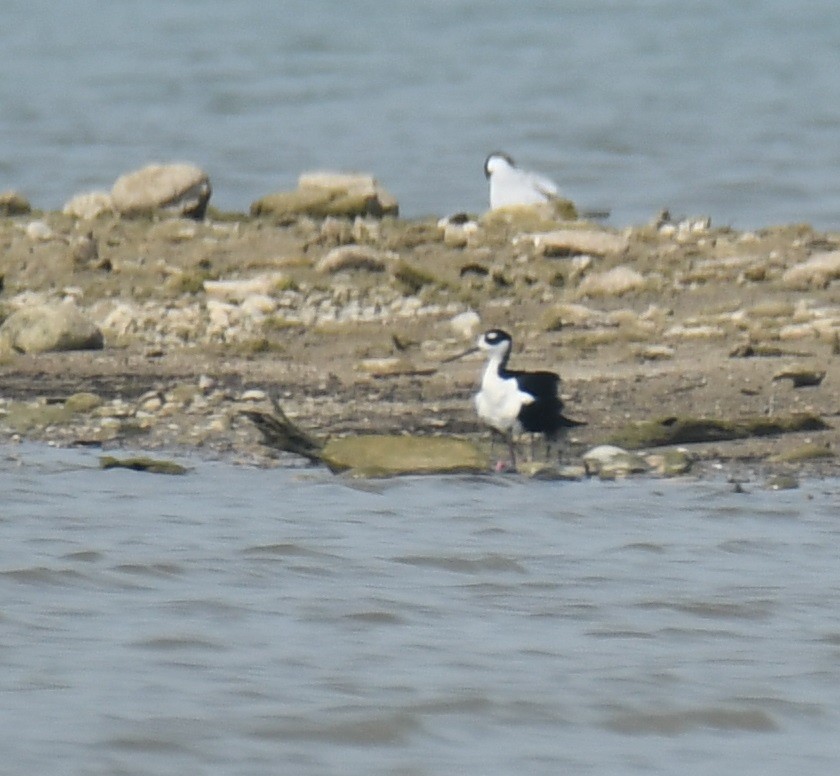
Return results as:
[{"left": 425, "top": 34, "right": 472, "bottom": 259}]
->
[{"left": 441, "top": 346, "right": 479, "bottom": 364}]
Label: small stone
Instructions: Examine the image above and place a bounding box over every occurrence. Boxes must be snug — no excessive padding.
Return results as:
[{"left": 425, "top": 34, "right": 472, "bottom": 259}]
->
[
  {"left": 316, "top": 245, "right": 395, "bottom": 274},
  {"left": 527, "top": 228, "right": 629, "bottom": 257},
  {"left": 583, "top": 445, "right": 650, "bottom": 477},
  {"left": 64, "top": 392, "right": 103, "bottom": 413},
  {"left": 203, "top": 273, "right": 289, "bottom": 302},
  {"left": 450, "top": 310, "right": 481, "bottom": 340},
  {"left": 198, "top": 375, "right": 216, "bottom": 393},
  {"left": 518, "top": 461, "right": 585, "bottom": 480},
  {"left": 25, "top": 221, "right": 55, "bottom": 241},
  {"left": 772, "top": 367, "right": 826, "bottom": 388},
  {"left": 577, "top": 265, "right": 647, "bottom": 298},
  {"left": 645, "top": 449, "right": 692, "bottom": 476},
  {"left": 358, "top": 356, "right": 415, "bottom": 377},
  {"left": 69, "top": 232, "right": 99, "bottom": 266},
  {"left": 765, "top": 474, "right": 799, "bottom": 491},
  {"left": 240, "top": 389, "right": 268, "bottom": 402},
  {"left": 0, "top": 191, "right": 32, "bottom": 215},
  {"left": 63, "top": 191, "right": 114, "bottom": 219},
  {"left": 635, "top": 344, "right": 675, "bottom": 361}
]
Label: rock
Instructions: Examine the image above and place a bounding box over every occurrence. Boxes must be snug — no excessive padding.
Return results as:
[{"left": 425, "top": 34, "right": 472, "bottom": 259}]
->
[
  {"left": 768, "top": 443, "right": 834, "bottom": 463},
  {"left": 25, "top": 220, "right": 55, "bottom": 241},
  {"left": 450, "top": 310, "right": 481, "bottom": 340},
  {"left": 65, "top": 392, "right": 103, "bottom": 413},
  {"left": 782, "top": 251, "right": 840, "bottom": 289},
  {"left": 577, "top": 265, "right": 647, "bottom": 298},
  {"left": 111, "top": 163, "right": 211, "bottom": 219},
  {"left": 99, "top": 455, "right": 188, "bottom": 475},
  {"left": 541, "top": 302, "right": 607, "bottom": 330},
  {"left": 0, "top": 302, "right": 104, "bottom": 354},
  {"left": 69, "top": 232, "right": 99, "bottom": 266},
  {"left": 0, "top": 191, "right": 32, "bottom": 215},
  {"left": 3, "top": 400, "right": 73, "bottom": 432},
  {"left": 765, "top": 474, "right": 799, "bottom": 491},
  {"left": 635, "top": 344, "right": 675, "bottom": 361},
  {"left": 240, "top": 389, "right": 268, "bottom": 402},
  {"left": 518, "top": 461, "right": 586, "bottom": 480},
  {"left": 525, "top": 228, "right": 629, "bottom": 257},
  {"left": 203, "top": 273, "right": 290, "bottom": 302},
  {"left": 772, "top": 366, "right": 826, "bottom": 387},
  {"left": 357, "top": 357, "right": 435, "bottom": 377},
  {"left": 251, "top": 171, "right": 398, "bottom": 219},
  {"left": 481, "top": 203, "right": 576, "bottom": 234},
  {"left": 583, "top": 445, "right": 650, "bottom": 478},
  {"left": 321, "top": 435, "right": 486, "bottom": 476},
  {"left": 645, "top": 449, "right": 693, "bottom": 476},
  {"left": 63, "top": 191, "right": 114, "bottom": 219},
  {"left": 316, "top": 245, "right": 395, "bottom": 273},
  {"left": 438, "top": 214, "right": 480, "bottom": 248},
  {"left": 609, "top": 414, "right": 830, "bottom": 449}
]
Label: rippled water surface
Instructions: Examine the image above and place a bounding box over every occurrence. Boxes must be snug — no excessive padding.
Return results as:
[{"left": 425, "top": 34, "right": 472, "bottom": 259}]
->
[
  {"left": 2, "top": 0, "right": 840, "bottom": 228},
  {"left": 2, "top": 444, "right": 840, "bottom": 774}
]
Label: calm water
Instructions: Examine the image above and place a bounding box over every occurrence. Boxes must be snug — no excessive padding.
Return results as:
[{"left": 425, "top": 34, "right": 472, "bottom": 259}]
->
[
  {"left": 2, "top": 443, "right": 840, "bottom": 774},
  {"left": 2, "top": 1, "right": 840, "bottom": 229}
]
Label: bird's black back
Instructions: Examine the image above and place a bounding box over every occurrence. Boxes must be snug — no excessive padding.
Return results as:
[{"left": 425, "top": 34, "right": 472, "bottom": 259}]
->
[{"left": 503, "top": 367, "right": 578, "bottom": 438}]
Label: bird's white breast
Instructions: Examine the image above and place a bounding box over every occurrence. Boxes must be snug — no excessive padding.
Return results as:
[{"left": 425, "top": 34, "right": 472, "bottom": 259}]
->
[
  {"left": 489, "top": 166, "right": 559, "bottom": 210},
  {"left": 475, "top": 364, "right": 534, "bottom": 434}
]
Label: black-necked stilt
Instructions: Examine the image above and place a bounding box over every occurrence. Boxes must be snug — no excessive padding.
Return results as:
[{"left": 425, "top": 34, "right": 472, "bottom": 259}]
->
[
  {"left": 447, "top": 328, "right": 583, "bottom": 469},
  {"left": 484, "top": 151, "right": 562, "bottom": 210}
]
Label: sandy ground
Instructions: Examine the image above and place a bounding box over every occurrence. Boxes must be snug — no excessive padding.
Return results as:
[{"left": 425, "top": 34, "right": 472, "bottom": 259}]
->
[{"left": 1, "top": 208, "right": 838, "bottom": 479}]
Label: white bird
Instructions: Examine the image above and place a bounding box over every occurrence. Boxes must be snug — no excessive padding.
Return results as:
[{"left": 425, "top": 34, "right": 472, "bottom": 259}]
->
[{"left": 484, "top": 151, "right": 562, "bottom": 210}]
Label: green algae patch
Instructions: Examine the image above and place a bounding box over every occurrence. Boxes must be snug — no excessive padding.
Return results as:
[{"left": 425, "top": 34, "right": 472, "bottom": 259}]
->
[
  {"left": 768, "top": 443, "right": 834, "bottom": 463},
  {"left": 64, "top": 392, "right": 103, "bottom": 413},
  {"left": 609, "top": 413, "right": 830, "bottom": 450},
  {"left": 242, "top": 403, "right": 486, "bottom": 476},
  {"left": 322, "top": 435, "right": 486, "bottom": 477},
  {"left": 99, "top": 455, "right": 189, "bottom": 475},
  {"left": 4, "top": 401, "right": 73, "bottom": 432}
]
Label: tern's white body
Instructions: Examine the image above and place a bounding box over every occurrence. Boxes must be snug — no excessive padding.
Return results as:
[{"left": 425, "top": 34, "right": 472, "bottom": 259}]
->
[{"left": 485, "top": 152, "right": 560, "bottom": 210}]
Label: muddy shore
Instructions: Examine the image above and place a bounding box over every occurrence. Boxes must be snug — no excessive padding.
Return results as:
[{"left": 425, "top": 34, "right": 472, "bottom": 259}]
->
[{"left": 1, "top": 203, "right": 838, "bottom": 480}]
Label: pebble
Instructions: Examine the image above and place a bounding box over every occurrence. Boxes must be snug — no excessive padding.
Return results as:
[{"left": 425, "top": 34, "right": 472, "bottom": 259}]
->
[
  {"left": 449, "top": 310, "right": 481, "bottom": 340},
  {"left": 25, "top": 221, "right": 55, "bottom": 241},
  {"left": 240, "top": 389, "right": 268, "bottom": 402}
]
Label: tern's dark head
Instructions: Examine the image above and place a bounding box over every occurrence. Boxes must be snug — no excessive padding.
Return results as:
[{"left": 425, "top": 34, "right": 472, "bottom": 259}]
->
[
  {"left": 477, "top": 328, "right": 513, "bottom": 359},
  {"left": 484, "top": 151, "right": 515, "bottom": 179}
]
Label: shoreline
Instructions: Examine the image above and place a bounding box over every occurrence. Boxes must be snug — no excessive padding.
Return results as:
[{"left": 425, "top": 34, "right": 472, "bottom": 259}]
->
[{"left": 1, "top": 203, "right": 838, "bottom": 481}]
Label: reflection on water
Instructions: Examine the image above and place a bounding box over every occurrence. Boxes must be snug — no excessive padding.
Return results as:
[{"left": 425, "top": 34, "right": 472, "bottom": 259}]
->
[{"left": 2, "top": 443, "right": 840, "bottom": 775}]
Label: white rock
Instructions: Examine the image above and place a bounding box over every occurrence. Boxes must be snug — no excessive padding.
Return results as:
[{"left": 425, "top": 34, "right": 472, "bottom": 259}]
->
[
  {"left": 526, "top": 228, "right": 629, "bottom": 257},
  {"left": 203, "top": 273, "right": 289, "bottom": 302},
  {"left": 450, "top": 310, "right": 481, "bottom": 340},
  {"left": 111, "top": 162, "right": 211, "bottom": 218},
  {"left": 63, "top": 191, "right": 114, "bottom": 219},
  {"left": 240, "top": 389, "right": 267, "bottom": 402},
  {"left": 0, "top": 301, "right": 103, "bottom": 354},
  {"left": 782, "top": 250, "right": 840, "bottom": 289},
  {"left": 240, "top": 294, "right": 278, "bottom": 317},
  {"left": 577, "top": 265, "right": 646, "bottom": 297},
  {"left": 316, "top": 246, "right": 396, "bottom": 274},
  {"left": 25, "top": 221, "right": 54, "bottom": 241},
  {"left": 583, "top": 445, "right": 649, "bottom": 477}
]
